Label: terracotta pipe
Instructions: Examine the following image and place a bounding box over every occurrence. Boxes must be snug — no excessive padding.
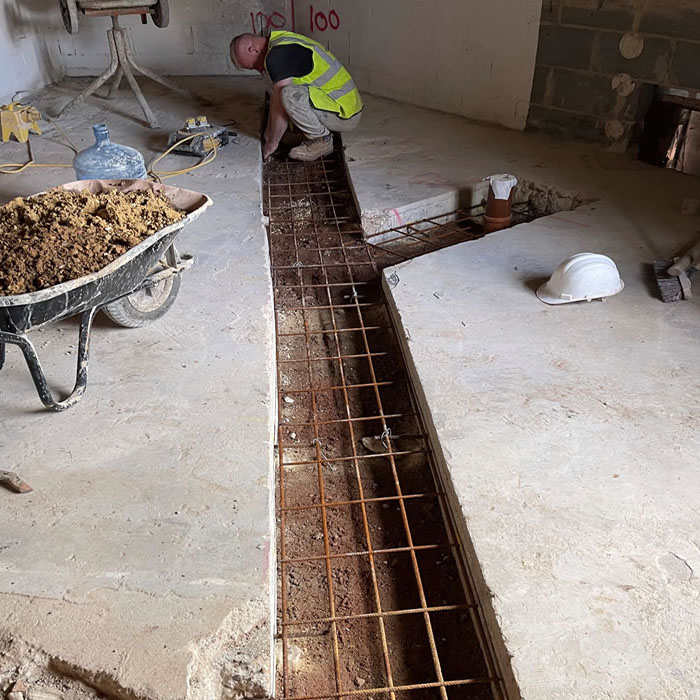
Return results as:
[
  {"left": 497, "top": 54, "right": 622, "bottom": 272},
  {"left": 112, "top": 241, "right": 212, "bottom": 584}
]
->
[{"left": 483, "top": 184, "right": 513, "bottom": 234}]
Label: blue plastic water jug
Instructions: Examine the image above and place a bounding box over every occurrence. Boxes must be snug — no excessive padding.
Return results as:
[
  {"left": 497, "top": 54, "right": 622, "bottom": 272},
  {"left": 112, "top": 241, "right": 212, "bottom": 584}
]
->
[{"left": 73, "top": 123, "right": 147, "bottom": 180}]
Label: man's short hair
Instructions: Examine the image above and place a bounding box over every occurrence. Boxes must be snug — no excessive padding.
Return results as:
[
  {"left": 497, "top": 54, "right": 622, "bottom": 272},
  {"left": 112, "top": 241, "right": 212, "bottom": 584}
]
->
[
  {"left": 230, "top": 33, "right": 258, "bottom": 70},
  {"left": 230, "top": 34, "right": 244, "bottom": 70}
]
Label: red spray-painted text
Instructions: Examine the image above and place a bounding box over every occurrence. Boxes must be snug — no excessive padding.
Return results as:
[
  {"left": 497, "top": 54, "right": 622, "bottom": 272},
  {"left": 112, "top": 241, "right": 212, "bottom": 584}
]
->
[
  {"left": 310, "top": 6, "right": 340, "bottom": 32},
  {"left": 250, "top": 11, "right": 288, "bottom": 33}
]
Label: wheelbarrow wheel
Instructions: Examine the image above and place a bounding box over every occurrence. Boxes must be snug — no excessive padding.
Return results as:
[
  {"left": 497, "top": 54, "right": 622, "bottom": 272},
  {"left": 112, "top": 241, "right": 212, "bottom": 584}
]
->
[
  {"left": 103, "top": 270, "right": 181, "bottom": 328},
  {"left": 151, "top": 0, "right": 170, "bottom": 28},
  {"left": 59, "top": 0, "right": 79, "bottom": 34}
]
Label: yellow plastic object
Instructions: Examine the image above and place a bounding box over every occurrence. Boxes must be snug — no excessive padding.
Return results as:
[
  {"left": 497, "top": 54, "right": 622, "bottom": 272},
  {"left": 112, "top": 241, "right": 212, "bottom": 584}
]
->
[
  {"left": 1, "top": 103, "right": 42, "bottom": 143},
  {"left": 181, "top": 116, "right": 209, "bottom": 132},
  {"left": 0, "top": 116, "right": 219, "bottom": 179}
]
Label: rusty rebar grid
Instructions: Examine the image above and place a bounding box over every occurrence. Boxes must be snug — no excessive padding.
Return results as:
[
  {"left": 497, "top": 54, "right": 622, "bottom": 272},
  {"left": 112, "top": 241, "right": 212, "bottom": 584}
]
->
[
  {"left": 266, "top": 146, "right": 508, "bottom": 700},
  {"left": 363, "top": 203, "right": 535, "bottom": 263}
]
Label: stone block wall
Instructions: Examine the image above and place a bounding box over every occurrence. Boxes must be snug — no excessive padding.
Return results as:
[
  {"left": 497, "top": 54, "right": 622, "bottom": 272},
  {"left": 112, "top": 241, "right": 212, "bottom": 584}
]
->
[{"left": 528, "top": 0, "right": 700, "bottom": 148}]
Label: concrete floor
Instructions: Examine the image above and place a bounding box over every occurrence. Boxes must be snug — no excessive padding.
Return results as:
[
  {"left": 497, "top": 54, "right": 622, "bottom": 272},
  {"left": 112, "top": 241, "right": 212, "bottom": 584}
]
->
[
  {"left": 0, "top": 77, "right": 276, "bottom": 700},
  {"left": 357, "top": 97, "right": 700, "bottom": 698},
  {"left": 3, "top": 80, "right": 700, "bottom": 700},
  {"left": 344, "top": 95, "right": 697, "bottom": 234}
]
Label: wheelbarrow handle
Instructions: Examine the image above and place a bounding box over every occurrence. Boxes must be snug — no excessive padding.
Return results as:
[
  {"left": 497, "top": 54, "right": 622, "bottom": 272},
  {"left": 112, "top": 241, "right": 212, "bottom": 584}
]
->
[{"left": 0, "top": 306, "right": 98, "bottom": 411}]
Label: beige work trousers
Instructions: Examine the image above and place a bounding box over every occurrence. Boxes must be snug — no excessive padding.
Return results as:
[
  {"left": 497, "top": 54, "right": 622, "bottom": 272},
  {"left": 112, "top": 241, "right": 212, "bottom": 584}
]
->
[{"left": 281, "top": 85, "right": 362, "bottom": 139}]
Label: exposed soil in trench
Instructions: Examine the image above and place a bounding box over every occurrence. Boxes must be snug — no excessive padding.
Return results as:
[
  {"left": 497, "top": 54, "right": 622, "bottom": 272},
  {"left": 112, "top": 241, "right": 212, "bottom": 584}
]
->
[
  {"left": 266, "top": 150, "right": 502, "bottom": 700},
  {"left": 0, "top": 189, "right": 183, "bottom": 296},
  {"left": 276, "top": 295, "right": 493, "bottom": 700}
]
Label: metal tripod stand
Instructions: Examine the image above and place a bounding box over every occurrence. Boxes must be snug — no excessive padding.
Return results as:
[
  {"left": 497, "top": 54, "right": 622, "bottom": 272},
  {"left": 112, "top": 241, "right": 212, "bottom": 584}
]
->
[{"left": 57, "top": 14, "right": 208, "bottom": 128}]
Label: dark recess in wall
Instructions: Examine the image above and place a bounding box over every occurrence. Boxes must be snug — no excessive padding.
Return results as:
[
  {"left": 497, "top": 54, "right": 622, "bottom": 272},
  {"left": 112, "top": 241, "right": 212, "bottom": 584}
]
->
[
  {"left": 639, "top": 103, "right": 700, "bottom": 176},
  {"left": 527, "top": 0, "right": 700, "bottom": 151}
]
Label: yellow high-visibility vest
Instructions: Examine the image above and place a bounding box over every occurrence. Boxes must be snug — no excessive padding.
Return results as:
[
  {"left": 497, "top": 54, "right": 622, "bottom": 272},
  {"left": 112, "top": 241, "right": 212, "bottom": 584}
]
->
[{"left": 266, "top": 31, "right": 363, "bottom": 119}]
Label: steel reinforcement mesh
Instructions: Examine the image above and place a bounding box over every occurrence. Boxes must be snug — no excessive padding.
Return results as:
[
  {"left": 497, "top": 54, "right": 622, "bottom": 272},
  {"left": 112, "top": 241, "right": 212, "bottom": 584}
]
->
[{"left": 264, "top": 144, "right": 508, "bottom": 700}]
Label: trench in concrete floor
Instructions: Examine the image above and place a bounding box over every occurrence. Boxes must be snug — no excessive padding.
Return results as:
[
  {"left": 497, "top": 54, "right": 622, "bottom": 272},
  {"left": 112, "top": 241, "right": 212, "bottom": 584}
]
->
[{"left": 264, "top": 143, "right": 581, "bottom": 700}]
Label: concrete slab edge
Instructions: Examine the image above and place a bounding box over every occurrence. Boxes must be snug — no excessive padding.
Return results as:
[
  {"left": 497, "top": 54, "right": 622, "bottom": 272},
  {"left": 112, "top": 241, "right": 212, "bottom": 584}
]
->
[
  {"left": 361, "top": 192, "right": 464, "bottom": 236},
  {"left": 259, "top": 199, "right": 280, "bottom": 700},
  {"left": 0, "top": 631, "right": 146, "bottom": 700},
  {"left": 252, "top": 149, "right": 278, "bottom": 700},
  {"left": 381, "top": 269, "right": 522, "bottom": 700},
  {"left": 356, "top": 176, "right": 589, "bottom": 239},
  {"left": 186, "top": 597, "right": 272, "bottom": 700}
]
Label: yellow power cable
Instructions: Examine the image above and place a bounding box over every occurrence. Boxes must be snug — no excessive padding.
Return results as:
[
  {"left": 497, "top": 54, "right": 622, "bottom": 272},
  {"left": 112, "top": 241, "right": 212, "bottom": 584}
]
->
[
  {"left": 1, "top": 119, "right": 222, "bottom": 179},
  {"left": 147, "top": 131, "right": 219, "bottom": 181},
  {"left": 0, "top": 111, "right": 77, "bottom": 173},
  {"left": 0, "top": 140, "right": 73, "bottom": 175}
]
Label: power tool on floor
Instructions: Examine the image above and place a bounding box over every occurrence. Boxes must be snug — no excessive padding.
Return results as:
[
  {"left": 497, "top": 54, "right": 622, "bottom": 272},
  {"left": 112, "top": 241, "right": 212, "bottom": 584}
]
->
[{"left": 167, "top": 116, "right": 232, "bottom": 157}]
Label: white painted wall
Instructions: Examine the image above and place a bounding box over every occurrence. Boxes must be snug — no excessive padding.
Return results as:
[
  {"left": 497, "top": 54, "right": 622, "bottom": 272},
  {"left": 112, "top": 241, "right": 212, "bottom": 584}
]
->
[
  {"left": 58, "top": 0, "right": 293, "bottom": 77},
  {"left": 0, "top": 1, "right": 64, "bottom": 104},
  {"left": 1, "top": 0, "right": 541, "bottom": 130},
  {"left": 293, "top": 0, "right": 543, "bottom": 130}
]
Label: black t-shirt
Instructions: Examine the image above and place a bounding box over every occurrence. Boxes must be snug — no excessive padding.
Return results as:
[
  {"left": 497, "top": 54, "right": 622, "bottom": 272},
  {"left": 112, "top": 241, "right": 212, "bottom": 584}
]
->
[{"left": 266, "top": 44, "right": 314, "bottom": 84}]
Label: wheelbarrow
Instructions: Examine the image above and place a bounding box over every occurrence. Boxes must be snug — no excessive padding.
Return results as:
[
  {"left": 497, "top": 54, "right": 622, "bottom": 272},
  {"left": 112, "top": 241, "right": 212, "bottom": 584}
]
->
[{"left": 0, "top": 179, "right": 212, "bottom": 411}]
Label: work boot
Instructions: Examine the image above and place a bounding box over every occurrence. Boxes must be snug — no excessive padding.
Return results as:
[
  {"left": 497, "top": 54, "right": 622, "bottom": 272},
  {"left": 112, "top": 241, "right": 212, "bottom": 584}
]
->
[{"left": 289, "top": 134, "right": 334, "bottom": 161}]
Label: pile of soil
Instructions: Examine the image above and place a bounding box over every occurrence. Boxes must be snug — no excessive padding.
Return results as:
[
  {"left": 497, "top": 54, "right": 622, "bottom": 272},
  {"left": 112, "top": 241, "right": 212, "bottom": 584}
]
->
[{"left": 0, "top": 188, "right": 184, "bottom": 296}]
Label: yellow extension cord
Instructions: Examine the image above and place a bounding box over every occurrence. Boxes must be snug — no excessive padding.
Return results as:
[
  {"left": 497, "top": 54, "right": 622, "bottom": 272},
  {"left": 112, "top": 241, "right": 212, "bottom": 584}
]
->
[
  {"left": 147, "top": 131, "right": 219, "bottom": 181},
  {"left": 0, "top": 122, "right": 220, "bottom": 181},
  {"left": 0, "top": 115, "right": 77, "bottom": 174},
  {"left": 0, "top": 144, "right": 73, "bottom": 174}
]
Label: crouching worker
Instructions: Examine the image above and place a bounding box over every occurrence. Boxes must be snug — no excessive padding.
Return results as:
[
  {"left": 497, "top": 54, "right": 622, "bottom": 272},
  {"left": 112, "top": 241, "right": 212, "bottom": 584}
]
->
[{"left": 230, "top": 30, "right": 363, "bottom": 161}]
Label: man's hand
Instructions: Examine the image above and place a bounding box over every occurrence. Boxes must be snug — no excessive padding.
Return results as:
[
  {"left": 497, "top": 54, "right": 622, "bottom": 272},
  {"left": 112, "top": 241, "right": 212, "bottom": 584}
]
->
[
  {"left": 263, "top": 138, "right": 279, "bottom": 161},
  {"left": 263, "top": 78, "right": 293, "bottom": 161}
]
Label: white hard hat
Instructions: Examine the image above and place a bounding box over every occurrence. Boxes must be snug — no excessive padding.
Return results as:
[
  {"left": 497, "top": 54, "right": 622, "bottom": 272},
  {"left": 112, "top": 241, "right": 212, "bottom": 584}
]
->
[{"left": 536, "top": 253, "right": 624, "bottom": 305}]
